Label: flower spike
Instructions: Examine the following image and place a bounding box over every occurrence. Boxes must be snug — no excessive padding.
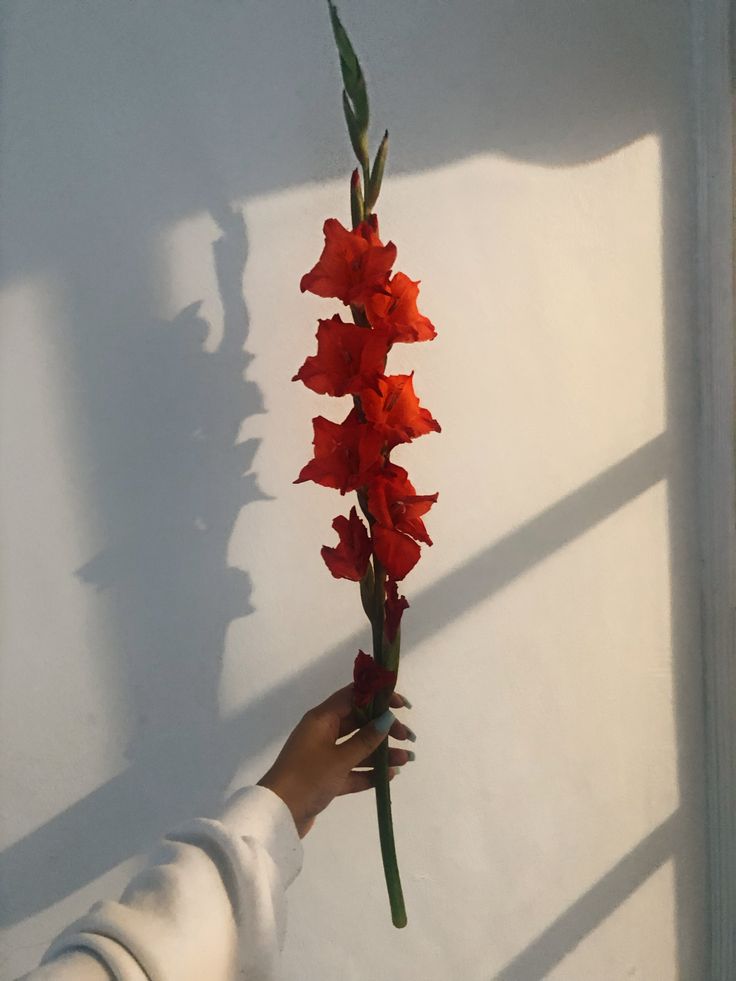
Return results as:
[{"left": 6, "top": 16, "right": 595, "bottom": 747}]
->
[{"left": 293, "top": 3, "right": 439, "bottom": 930}]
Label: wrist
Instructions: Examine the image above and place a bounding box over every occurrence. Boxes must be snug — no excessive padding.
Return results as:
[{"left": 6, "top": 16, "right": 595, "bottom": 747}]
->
[
  {"left": 220, "top": 785, "right": 304, "bottom": 887},
  {"left": 257, "top": 773, "right": 311, "bottom": 838}
]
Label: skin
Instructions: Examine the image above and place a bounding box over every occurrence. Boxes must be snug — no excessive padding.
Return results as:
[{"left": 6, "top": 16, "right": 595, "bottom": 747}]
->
[{"left": 257, "top": 684, "right": 414, "bottom": 838}]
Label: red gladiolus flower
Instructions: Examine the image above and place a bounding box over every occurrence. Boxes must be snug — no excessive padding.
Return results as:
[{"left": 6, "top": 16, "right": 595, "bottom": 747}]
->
[
  {"left": 360, "top": 373, "right": 441, "bottom": 448},
  {"left": 300, "top": 217, "right": 397, "bottom": 307},
  {"left": 385, "top": 579, "right": 409, "bottom": 643},
  {"left": 372, "top": 524, "right": 421, "bottom": 581},
  {"left": 364, "top": 272, "right": 437, "bottom": 343},
  {"left": 294, "top": 409, "right": 384, "bottom": 494},
  {"left": 368, "top": 464, "right": 438, "bottom": 545},
  {"left": 321, "top": 507, "right": 372, "bottom": 580},
  {"left": 353, "top": 649, "right": 397, "bottom": 708},
  {"left": 292, "top": 316, "right": 390, "bottom": 397}
]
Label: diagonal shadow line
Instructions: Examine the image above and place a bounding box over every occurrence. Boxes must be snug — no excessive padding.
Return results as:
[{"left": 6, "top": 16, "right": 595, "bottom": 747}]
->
[
  {"left": 216, "top": 432, "right": 669, "bottom": 768},
  {"left": 0, "top": 433, "right": 667, "bottom": 926},
  {"left": 493, "top": 810, "right": 680, "bottom": 981}
]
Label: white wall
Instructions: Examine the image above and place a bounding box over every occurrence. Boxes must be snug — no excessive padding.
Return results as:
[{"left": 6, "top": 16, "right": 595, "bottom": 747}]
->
[{"left": 0, "top": 2, "right": 707, "bottom": 978}]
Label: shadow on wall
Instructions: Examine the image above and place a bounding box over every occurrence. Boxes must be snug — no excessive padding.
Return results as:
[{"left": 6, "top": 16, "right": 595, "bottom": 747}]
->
[
  {"left": 0, "top": 434, "right": 669, "bottom": 925},
  {"left": 73, "top": 203, "right": 268, "bottom": 802},
  {"left": 0, "top": 0, "right": 699, "bottom": 977}
]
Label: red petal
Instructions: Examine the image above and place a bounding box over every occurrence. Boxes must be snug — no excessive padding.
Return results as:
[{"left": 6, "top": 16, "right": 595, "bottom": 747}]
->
[
  {"left": 294, "top": 414, "right": 384, "bottom": 494},
  {"left": 361, "top": 373, "right": 440, "bottom": 446},
  {"left": 367, "top": 465, "right": 438, "bottom": 544},
  {"left": 373, "top": 524, "right": 421, "bottom": 581},
  {"left": 364, "top": 272, "right": 437, "bottom": 343},
  {"left": 385, "top": 580, "right": 409, "bottom": 643},
  {"left": 321, "top": 507, "right": 372, "bottom": 581},
  {"left": 352, "top": 649, "right": 397, "bottom": 708},
  {"left": 299, "top": 218, "right": 396, "bottom": 306},
  {"left": 292, "top": 316, "right": 389, "bottom": 397}
]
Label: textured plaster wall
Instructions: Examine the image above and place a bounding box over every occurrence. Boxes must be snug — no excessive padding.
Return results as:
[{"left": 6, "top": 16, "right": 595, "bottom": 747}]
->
[{"left": 0, "top": 2, "right": 706, "bottom": 979}]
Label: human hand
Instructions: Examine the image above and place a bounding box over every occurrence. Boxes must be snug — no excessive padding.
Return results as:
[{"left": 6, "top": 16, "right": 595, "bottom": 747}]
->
[{"left": 257, "top": 685, "right": 415, "bottom": 838}]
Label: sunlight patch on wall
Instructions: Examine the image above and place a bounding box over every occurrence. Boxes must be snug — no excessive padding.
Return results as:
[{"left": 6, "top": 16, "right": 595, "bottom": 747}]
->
[
  {"left": 549, "top": 854, "right": 677, "bottom": 980},
  {"left": 217, "top": 134, "right": 664, "bottom": 697},
  {"left": 215, "top": 139, "right": 682, "bottom": 975},
  {"left": 0, "top": 276, "right": 130, "bottom": 840},
  {"left": 157, "top": 212, "right": 226, "bottom": 353}
]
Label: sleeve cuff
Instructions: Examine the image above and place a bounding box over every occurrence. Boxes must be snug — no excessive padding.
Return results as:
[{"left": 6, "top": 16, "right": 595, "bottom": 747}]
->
[{"left": 218, "top": 784, "right": 303, "bottom": 888}]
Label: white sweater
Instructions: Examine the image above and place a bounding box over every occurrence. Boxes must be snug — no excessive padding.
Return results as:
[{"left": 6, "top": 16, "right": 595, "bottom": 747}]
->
[{"left": 21, "top": 785, "right": 304, "bottom": 981}]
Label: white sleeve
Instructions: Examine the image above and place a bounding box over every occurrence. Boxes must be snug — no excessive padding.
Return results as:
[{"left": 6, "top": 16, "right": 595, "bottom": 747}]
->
[{"left": 21, "top": 785, "right": 304, "bottom": 981}]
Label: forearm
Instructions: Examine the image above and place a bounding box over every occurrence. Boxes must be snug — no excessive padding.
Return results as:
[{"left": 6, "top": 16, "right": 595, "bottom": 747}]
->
[
  {"left": 23, "top": 786, "right": 303, "bottom": 981},
  {"left": 19, "top": 949, "right": 115, "bottom": 981}
]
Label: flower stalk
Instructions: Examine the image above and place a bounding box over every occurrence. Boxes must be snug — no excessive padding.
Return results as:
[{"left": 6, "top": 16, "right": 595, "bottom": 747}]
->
[
  {"left": 294, "top": 2, "right": 438, "bottom": 927},
  {"left": 366, "top": 555, "right": 406, "bottom": 927},
  {"left": 371, "top": 572, "right": 406, "bottom": 926}
]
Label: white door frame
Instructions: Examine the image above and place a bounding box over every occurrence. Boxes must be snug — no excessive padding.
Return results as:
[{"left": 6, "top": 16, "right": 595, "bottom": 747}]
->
[{"left": 691, "top": 1, "right": 736, "bottom": 977}]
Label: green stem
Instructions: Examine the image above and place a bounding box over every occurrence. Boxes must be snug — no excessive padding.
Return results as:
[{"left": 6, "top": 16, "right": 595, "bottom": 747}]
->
[
  {"left": 362, "top": 163, "right": 371, "bottom": 206},
  {"left": 369, "top": 557, "right": 407, "bottom": 927},
  {"left": 373, "top": 738, "right": 407, "bottom": 927},
  {"left": 371, "top": 556, "right": 386, "bottom": 665},
  {"left": 331, "top": 0, "right": 405, "bottom": 927},
  {"left": 343, "top": 95, "right": 404, "bottom": 926}
]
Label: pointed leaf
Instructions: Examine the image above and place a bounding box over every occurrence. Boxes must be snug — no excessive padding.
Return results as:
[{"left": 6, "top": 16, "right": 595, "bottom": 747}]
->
[
  {"left": 360, "top": 561, "right": 375, "bottom": 618},
  {"left": 365, "top": 129, "right": 389, "bottom": 212},
  {"left": 382, "top": 625, "right": 401, "bottom": 673},
  {"left": 350, "top": 169, "right": 365, "bottom": 229},
  {"left": 342, "top": 90, "right": 369, "bottom": 171},
  {"left": 328, "top": 2, "right": 369, "bottom": 129}
]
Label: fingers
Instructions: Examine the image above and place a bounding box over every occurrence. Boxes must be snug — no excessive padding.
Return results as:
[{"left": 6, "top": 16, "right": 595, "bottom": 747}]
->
[
  {"left": 337, "top": 691, "right": 412, "bottom": 739},
  {"left": 315, "top": 686, "right": 410, "bottom": 731},
  {"left": 388, "top": 718, "right": 416, "bottom": 742},
  {"left": 339, "top": 767, "right": 400, "bottom": 796},
  {"left": 313, "top": 684, "right": 356, "bottom": 721},
  {"left": 390, "top": 691, "right": 411, "bottom": 710},
  {"left": 354, "top": 719, "right": 417, "bottom": 766},
  {"left": 357, "top": 746, "right": 415, "bottom": 768},
  {"left": 336, "top": 709, "right": 396, "bottom": 769},
  {"left": 337, "top": 709, "right": 364, "bottom": 739}
]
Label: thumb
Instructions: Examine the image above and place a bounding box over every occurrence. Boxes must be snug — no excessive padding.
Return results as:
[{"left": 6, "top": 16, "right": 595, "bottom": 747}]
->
[{"left": 338, "top": 709, "right": 396, "bottom": 769}]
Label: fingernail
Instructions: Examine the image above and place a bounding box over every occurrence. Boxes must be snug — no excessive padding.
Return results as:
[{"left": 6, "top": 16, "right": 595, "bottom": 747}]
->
[
  {"left": 374, "top": 709, "right": 395, "bottom": 734},
  {"left": 405, "top": 726, "right": 417, "bottom": 743},
  {"left": 406, "top": 750, "right": 416, "bottom": 762},
  {"left": 401, "top": 695, "right": 413, "bottom": 708},
  {"left": 390, "top": 766, "right": 401, "bottom": 777}
]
